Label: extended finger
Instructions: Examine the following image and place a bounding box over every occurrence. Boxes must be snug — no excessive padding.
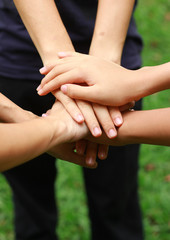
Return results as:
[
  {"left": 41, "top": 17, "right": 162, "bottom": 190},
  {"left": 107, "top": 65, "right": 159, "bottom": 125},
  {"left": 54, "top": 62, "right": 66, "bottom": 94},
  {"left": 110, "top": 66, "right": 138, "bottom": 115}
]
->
[
  {"left": 38, "top": 69, "right": 86, "bottom": 96},
  {"left": 109, "top": 106, "right": 123, "bottom": 127},
  {"left": 92, "top": 103, "right": 117, "bottom": 139},
  {"left": 53, "top": 90, "right": 84, "bottom": 123},
  {"left": 85, "top": 141, "right": 98, "bottom": 167},
  {"left": 76, "top": 100, "right": 102, "bottom": 137},
  {"left": 76, "top": 139, "right": 87, "bottom": 155},
  {"left": 98, "top": 144, "right": 109, "bottom": 160}
]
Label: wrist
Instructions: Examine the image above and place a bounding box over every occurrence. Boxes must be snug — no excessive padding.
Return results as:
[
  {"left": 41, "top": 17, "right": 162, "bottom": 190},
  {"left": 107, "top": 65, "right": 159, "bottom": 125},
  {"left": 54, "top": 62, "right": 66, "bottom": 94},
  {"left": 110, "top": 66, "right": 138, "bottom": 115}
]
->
[
  {"left": 89, "top": 39, "right": 122, "bottom": 64},
  {"left": 133, "top": 62, "right": 170, "bottom": 100},
  {"left": 42, "top": 116, "right": 67, "bottom": 148}
]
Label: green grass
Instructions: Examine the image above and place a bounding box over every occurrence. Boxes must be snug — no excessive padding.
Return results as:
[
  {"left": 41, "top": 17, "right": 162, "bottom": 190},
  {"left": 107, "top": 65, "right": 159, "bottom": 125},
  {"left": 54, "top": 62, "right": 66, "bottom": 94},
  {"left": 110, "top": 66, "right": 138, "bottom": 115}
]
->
[{"left": 0, "top": 0, "right": 170, "bottom": 239}]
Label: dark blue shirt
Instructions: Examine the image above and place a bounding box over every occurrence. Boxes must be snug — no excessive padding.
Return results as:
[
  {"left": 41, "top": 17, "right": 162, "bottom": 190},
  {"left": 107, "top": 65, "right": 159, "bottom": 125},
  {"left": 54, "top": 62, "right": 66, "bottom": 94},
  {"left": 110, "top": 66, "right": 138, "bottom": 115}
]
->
[{"left": 0, "top": 0, "right": 143, "bottom": 80}]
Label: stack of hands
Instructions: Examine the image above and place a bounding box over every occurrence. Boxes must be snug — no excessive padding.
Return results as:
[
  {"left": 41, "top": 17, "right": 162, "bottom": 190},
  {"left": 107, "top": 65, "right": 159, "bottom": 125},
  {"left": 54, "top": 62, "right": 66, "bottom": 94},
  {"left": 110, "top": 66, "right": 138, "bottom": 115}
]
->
[{"left": 36, "top": 52, "right": 139, "bottom": 169}]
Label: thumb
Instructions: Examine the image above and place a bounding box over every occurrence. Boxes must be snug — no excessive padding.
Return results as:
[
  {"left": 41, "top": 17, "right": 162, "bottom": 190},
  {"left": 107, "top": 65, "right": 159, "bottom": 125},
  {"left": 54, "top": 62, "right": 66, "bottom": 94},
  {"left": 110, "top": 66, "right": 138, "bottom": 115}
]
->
[{"left": 60, "top": 84, "right": 95, "bottom": 102}]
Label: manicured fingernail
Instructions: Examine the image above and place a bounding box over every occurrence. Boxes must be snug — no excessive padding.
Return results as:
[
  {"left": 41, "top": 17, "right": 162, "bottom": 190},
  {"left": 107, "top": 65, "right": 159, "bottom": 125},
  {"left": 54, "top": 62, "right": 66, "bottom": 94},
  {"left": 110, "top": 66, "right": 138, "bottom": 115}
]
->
[
  {"left": 93, "top": 127, "right": 102, "bottom": 137},
  {"left": 114, "top": 117, "right": 123, "bottom": 126},
  {"left": 108, "top": 129, "right": 117, "bottom": 138},
  {"left": 76, "top": 114, "right": 84, "bottom": 123},
  {"left": 39, "top": 66, "right": 47, "bottom": 74},
  {"left": 61, "top": 85, "right": 68, "bottom": 93}
]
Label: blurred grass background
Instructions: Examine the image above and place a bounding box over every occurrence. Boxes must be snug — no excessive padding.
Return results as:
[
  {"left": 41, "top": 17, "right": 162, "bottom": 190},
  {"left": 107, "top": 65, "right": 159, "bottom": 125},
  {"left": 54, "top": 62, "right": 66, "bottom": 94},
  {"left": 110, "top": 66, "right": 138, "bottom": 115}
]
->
[{"left": 0, "top": 0, "right": 170, "bottom": 239}]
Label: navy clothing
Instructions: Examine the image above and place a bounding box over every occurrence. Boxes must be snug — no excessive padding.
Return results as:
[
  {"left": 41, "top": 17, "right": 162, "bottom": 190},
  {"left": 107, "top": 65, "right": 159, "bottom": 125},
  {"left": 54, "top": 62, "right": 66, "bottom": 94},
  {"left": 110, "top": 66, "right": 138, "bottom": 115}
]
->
[
  {"left": 0, "top": 0, "right": 142, "bottom": 80},
  {"left": 0, "top": 1, "right": 144, "bottom": 240}
]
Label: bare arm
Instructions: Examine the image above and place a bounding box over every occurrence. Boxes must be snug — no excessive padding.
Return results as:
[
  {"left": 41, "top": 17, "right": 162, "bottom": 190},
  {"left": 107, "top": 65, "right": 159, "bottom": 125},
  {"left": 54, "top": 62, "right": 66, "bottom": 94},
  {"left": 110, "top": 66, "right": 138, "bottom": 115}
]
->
[
  {"left": 13, "top": 0, "right": 74, "bottom": 65},
  {"left": 90, "top": 0, "right": 135, "bottom": 63},
  {"left": 0, "top": 94, "right": 97, "bottom": 171},
  {"left": 88, "top": 108, "right": 170, "bottom": 147},
  {"left": 37, "top": 53, "right": 170, "bottom": 107}
]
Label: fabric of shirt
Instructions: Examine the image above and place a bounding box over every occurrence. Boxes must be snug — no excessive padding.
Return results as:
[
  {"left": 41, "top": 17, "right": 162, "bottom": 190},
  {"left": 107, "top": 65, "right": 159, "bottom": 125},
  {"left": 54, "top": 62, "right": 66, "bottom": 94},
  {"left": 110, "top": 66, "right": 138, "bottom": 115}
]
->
[{"left": 0, "top": 0, "right": 143, "bottom": 81}]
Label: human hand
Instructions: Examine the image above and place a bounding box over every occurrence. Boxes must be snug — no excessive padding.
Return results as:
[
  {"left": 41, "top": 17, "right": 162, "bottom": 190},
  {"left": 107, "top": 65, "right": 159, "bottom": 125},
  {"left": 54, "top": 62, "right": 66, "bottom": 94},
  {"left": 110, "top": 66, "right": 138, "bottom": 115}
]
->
[
  {"left": 44, "top": 100, "right": 109, "bottom": 167},
  {"left": 48, "top": 142, "right": 98, "bottom": 169},
  {"left": 52, "top": 90, "right": 122, "bottom": 138},
  {"left": 37, "top": 52, "right": 139, "bottom": 106}
]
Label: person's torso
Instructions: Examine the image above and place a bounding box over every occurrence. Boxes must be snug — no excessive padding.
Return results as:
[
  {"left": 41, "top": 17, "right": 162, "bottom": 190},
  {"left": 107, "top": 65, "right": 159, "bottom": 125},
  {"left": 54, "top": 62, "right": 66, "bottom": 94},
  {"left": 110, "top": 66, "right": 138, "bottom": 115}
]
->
[{"left": 0, "top": 0, "right": 143, "bottom": 80}]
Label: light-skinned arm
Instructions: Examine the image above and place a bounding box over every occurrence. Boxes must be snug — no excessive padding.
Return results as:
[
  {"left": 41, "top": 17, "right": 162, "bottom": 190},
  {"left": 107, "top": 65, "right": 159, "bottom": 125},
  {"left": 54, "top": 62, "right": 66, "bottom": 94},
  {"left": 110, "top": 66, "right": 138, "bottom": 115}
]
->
[
  {"left": 0, "top": 93, "right": 99, "bottom": 171},
  {"left": 89, "top": 0, "right": 135, "bottom": 63},
  {"left": 37, "top": 52, "right": 170, "bottom": 106},
  {"left": 88, "top": 108, "right": 170, "bottom": 147},
  {"left": 37, "top": 0, "right": 135, "bottom": 127},
  {"left": 13, "top": 0, "right": 118, "bottom": 140}
]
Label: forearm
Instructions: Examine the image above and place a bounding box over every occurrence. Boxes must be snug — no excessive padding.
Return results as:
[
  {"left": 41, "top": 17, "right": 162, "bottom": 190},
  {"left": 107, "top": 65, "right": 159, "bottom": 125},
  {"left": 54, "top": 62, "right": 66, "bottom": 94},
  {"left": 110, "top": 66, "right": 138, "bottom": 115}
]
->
[
  {"left": 90, "top": 0, "right": 135, "bottom": 62},
  {"left": 0, "top": 117, "right": 65, "bottom": 172},
  {"left": 133, "top": 62, "right": 170, "bottom": 101},
  {"left": 13, "top": 0, "right": 74, "bottom": 65},
  {"left": 88, "top": 108, "right": 170, "bottom": 146},
  {"left": 0, "top": 93, "right": 35, "bottom": 123}
]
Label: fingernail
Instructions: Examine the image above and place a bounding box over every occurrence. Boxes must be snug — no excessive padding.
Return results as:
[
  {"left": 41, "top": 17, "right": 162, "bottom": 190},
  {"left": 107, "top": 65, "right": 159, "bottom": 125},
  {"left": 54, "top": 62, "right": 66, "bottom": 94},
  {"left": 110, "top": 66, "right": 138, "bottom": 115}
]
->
[
  {"left": 61, "top": 85, "right": 67, "bottom": 93},
  {"left": 99, "top": 152, "right": 107, "bottom": 160},
  {"left": 108, "top": 129, "right": 117, "bottom": 138},
  {"left": 36, "top": 85, "right": 41, "bottom": 91},
  {"left": 38, "top": 89, "right": 43, "bottom": 95},
  {"left": 114, "top": 117, "right": 123, "bottom": 126},
  {"left": 93, "top": 127, "right": 102, "bottom": 137},
  {"left": 39, "top": 66, "right": 47, "bottom": 74},
  {"left": 76, "top": 114, "right": 84, "bottom": 123},
  {"left": 86, "top": 157, "right": 95, "bottom": 166}
]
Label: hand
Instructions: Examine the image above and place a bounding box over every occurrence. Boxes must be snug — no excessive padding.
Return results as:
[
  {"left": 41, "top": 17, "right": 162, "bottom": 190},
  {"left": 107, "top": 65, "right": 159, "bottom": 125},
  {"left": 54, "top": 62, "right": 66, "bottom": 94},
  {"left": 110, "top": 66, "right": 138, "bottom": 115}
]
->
[
  {"left": 44, "top": 100, "right": 108, "bottom": 168},
  {"left": 43, "top": 100, "right": 88, "bottom": 144},
  {"left": 52, "top": 90, "right": 122, "bottom": 138},
  {"left": 48, "top": 142, "right": 98, "bottom": 169},
  {"left": 37, "top": 52, "right": 139, "bottom": 106}
]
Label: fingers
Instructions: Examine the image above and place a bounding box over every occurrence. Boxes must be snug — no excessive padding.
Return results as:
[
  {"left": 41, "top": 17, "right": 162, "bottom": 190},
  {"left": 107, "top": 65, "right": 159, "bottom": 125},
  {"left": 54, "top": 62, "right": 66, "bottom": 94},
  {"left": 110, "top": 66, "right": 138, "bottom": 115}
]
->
[
  {"left": 38, "top": 69, "right": 85, "bottom": 96},
  {"left": 85, "top": 141, "right": 98, "bottom": 167},
  {"left": 98, "top": 144, "right": 109, "bottom": 160},
  {"left": 108, "top": 106, "right": 123, "bottom": 127},
  {"left": 76, "top": 100, "right": 102, "bottom": 137},
  {"left": 48, "top": 142, "right": 97, "bottom": 169},
  {"left": 39, "top": 65, "right": 55, "bottom": 75},
  {"left": 76, "top": 140, "right": 108, "bottom": 161},
  {"left": 61, "top": 84, "right": 97, "bottom": 102},
  {"left": 53, "top": 90, "right": 84, "bottom": 123},
  {"left": 76, "top": 139, "right": 87, "bottom": 155},
  {"left": 92, "top": 103, "right": 117, "bottom": 138}
]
